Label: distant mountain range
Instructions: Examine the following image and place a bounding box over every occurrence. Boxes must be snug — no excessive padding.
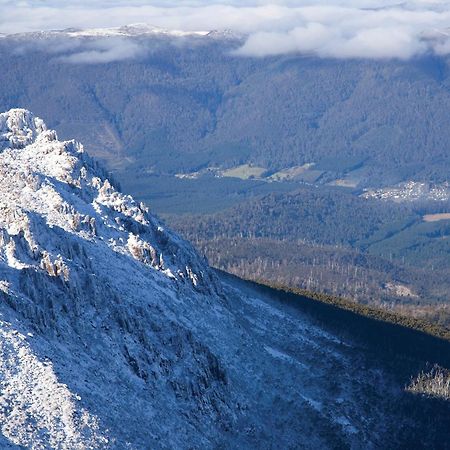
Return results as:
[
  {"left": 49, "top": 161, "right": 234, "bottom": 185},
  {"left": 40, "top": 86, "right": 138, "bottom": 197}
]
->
[{"left": 0, "top": 26, "right": 449, "bottom": 187}]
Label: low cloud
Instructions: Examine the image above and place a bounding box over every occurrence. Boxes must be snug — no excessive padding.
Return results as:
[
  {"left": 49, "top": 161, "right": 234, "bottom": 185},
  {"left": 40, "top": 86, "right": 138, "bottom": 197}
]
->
[
  {"left": 1, "top": 1, "right": 450, "bottom": 60},
  {"left": 58, "top": 38, "right": 146, "bottom": 63},
  {"left": 235, "top": 23, "right": 428, "bottom": 60},
  {"left": 10, "top": 35, "right": 147, "bottom": 64},
  {"left": 12, "top": 37, "right": 82, "bottom": 56},
  {"left": 234, "top": 5, "right": 450, "bottom": 59}
]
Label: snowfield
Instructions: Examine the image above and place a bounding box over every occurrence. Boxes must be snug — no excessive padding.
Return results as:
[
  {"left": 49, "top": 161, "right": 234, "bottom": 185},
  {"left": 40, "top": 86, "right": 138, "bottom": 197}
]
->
[{"left": 0, "top": 109, "right": 447, "bottom": 448}]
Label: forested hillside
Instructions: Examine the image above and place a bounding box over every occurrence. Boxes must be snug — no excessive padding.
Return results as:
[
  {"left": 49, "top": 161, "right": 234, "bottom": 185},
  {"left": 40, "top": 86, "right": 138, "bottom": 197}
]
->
[
  {"left": 168, "top": 186, "right": 450, "bottom": 327},
  {"left": 1, "top": 33, "right": 450, "bottom": 186}
]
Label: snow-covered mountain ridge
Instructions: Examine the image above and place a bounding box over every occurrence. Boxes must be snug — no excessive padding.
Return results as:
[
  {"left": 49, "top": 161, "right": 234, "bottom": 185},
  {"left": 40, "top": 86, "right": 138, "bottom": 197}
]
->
[
  {"left": 65, "top": 24, "right": 210, "bottom": 38},
  {"left": 0, "top": 109, "right": 448, "bottom": 449},
  {"left": 0, "top": 108, "right": 228, "bottom": 448},
  {"left": 5, "top": 24, "right": 242, "bottom": 41},
  {"left": 0, "top": 108, "right": 217, "bottom": 292}
]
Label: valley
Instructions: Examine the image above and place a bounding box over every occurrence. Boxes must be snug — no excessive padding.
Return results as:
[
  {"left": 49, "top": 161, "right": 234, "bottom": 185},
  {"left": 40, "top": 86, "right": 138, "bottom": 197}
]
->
[{"left": 0, "top": 29, "right": 448, "bottom": 329}]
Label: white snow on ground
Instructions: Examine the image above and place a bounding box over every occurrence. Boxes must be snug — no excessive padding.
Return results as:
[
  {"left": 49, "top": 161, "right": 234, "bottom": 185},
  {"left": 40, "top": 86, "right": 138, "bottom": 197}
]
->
[
  {"left": 264, "top": 345, "right": 309, "bottom": 369},
  {"left": 0, "top": 109, "right": 229, "bottom": 448},
  {"left": 65, "top": 24, "right": 210, "bottom": 38},
  {"left": 0, "top": 322, "right": 107, "bottom": 449}
]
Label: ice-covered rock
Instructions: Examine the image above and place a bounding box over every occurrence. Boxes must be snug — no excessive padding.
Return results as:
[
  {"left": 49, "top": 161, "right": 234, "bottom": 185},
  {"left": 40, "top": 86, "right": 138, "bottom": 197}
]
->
[
  {"left": 0, "top": 109, "right": 47, "bottom": 150},
  {"left": 0, "top": 109, "right": 217, "bottom": 294},
  {"left": 0, "top": 109, "right": 229, "bottom": 448}
]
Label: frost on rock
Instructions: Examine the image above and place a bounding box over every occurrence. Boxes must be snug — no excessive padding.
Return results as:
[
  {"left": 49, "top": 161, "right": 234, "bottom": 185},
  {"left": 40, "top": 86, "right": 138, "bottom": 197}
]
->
[
  {"left": 0, "top": 108, "right": 217, "bottom": 294},
  {"left": 0, "top": 323, "right": 107, "bottom": 450},
  {"left": 0, "top": 109, "right": 229, "bottom": 448},
  {"left": 0, "top": 109, "right": 47, "bottom": 150}
]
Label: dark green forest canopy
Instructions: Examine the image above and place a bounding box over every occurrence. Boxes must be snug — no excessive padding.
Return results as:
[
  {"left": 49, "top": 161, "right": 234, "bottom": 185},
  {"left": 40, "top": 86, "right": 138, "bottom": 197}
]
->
[{"left": 1, "top": 37, "right": 450, "bottom": 186}]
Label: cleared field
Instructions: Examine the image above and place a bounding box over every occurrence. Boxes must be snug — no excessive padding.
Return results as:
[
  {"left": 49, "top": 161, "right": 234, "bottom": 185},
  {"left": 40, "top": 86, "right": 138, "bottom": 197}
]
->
[
  {"left": 328, "top": 178, "right": 359, "bottom": 188},
  {"left": 269, "top": 163, "right": 314, "bottom": 181},
  {"left": 221, "top": 164, "right": 267, "bottom": 179},
  {"left": 423, "top": 213, "right": 450, "bottom": 222}
]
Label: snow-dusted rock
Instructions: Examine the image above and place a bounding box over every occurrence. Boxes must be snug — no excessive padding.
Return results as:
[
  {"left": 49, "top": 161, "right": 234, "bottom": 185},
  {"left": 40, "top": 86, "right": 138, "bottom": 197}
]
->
[
  {"left": 0, "top": 109, "right": 217, "bottom": 294},
  {"left": 0, "top": 109, "right": 47, "bottom": 150},
  {"left": 0, "top": 109, "right": 230, "bottom": 448}
]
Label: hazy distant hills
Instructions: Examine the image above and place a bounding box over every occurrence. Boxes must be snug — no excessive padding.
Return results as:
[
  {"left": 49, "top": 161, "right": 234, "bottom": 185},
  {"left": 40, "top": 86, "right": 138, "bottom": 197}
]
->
[{"left": 1, "top": 31, "right": 450, "bottom": 186}]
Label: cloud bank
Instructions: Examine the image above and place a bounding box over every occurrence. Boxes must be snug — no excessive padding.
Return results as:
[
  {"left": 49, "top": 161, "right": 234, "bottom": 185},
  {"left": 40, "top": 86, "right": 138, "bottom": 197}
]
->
[
  {"left": 1, "top": 1, "right": 450, "bottom": 60},
  {"left": 58, "top": 38, "right": 146, "bottom": 64}
]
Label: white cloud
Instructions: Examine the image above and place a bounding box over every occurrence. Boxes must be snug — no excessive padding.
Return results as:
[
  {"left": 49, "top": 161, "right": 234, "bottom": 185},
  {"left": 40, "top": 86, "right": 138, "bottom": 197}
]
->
[
  {"left": 1, "top": 1, "right": 450, "bottom": 59},
  {"left": 235, "top": 23, "right": 428, "bottom": 59},
  {"left": 234, "top": 4, "right": 450, "bottom": 59},
  {"left": 58, "top": 38, "right": 146, "bottom": 63}
]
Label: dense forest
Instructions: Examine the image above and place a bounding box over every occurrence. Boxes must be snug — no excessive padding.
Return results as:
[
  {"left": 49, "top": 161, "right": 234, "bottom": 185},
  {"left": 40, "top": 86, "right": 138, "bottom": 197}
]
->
[
  {"left": 167, "top": 186, "right": 450, "bottom": 328},
  {"left": 1, "top": 35, "right": 450, "bottom": 186}
]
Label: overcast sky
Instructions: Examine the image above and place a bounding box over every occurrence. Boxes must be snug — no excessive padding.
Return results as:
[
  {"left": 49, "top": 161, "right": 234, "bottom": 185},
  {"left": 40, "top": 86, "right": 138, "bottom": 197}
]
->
[{"left": 1, "top": 1, "right": 450, "bottom": 59}]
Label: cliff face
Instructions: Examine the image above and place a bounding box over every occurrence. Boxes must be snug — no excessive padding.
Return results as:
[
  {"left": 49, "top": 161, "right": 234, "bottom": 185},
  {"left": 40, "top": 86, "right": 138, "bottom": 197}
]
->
[
  {"left": 0, "top": 109, "right": 448, "bottom": 449},
  {"left": 0, "top": 108, "right": 218, "bottom": 291},
  {"left": 0, "top": 109, "right": 231, "bottom": 448}
]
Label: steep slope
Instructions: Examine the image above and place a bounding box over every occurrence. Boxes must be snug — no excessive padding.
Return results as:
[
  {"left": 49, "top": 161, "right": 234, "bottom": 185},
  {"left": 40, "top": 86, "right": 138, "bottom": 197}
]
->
[
  {"left": 0, "top": 109, "right": 448, "bottom": 449},
  {"left": 0, "top": 109, "right": 229, "bottom": 448}
]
